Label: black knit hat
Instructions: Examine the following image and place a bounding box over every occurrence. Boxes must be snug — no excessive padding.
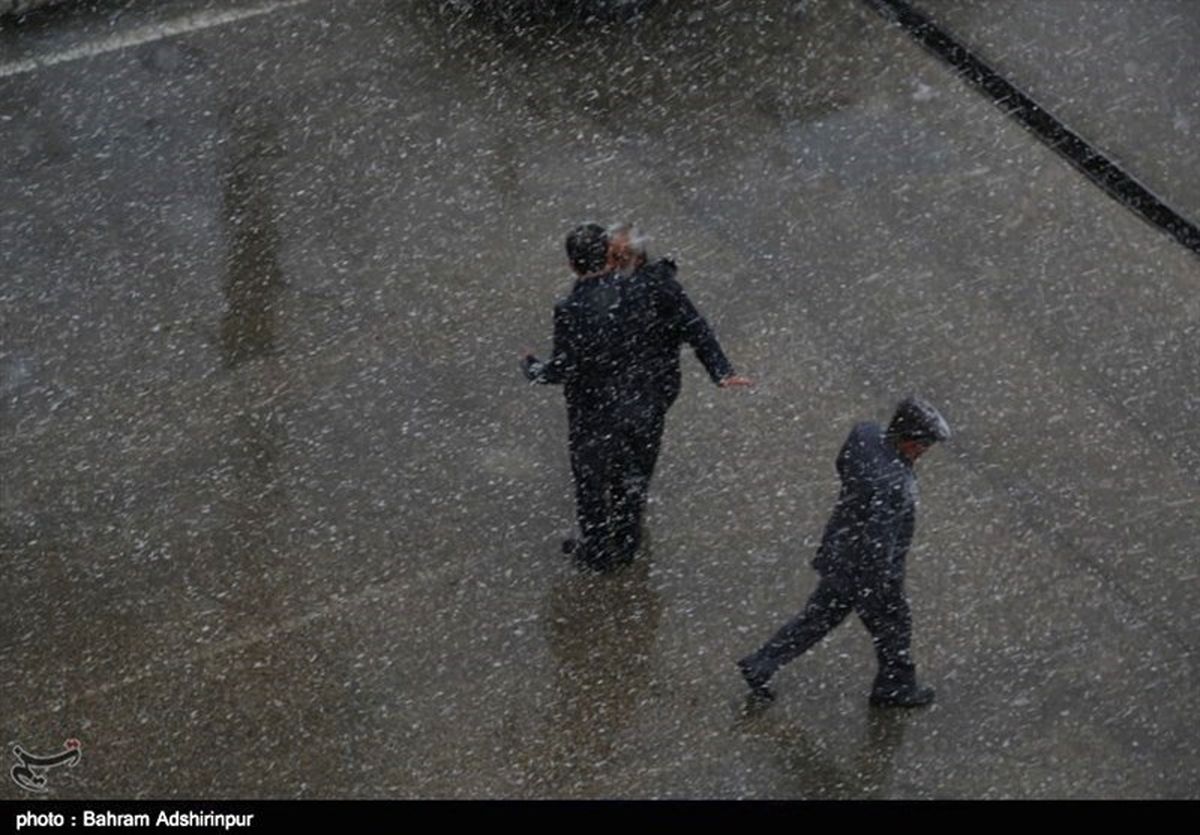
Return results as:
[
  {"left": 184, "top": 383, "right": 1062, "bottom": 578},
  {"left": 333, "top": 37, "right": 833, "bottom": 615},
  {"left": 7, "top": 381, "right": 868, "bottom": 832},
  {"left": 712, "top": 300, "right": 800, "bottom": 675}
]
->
[
  {"left": 887, "top": 396, "right": 952, "bottom": 444},
  {"left": 565, "top": 222, "right": 609, "bottom": 275}
]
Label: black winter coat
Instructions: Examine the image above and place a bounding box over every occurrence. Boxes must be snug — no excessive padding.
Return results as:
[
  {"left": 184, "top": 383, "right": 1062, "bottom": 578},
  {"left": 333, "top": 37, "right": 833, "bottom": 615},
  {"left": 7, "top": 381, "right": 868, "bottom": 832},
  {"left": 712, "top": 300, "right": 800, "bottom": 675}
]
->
[
  {"left": 526, "top": 259, "right": 733, "bottom": 422},
  {"left": 813, "top": 422, "right": 918, "bottom": 584}
]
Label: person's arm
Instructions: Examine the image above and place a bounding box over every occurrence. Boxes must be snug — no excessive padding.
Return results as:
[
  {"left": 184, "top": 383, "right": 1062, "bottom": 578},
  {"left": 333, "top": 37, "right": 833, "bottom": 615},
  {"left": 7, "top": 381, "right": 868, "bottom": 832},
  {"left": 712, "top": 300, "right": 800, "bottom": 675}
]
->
[
  {"left": 658, "top": 264, "right": 739, "bottom": 385},
  {"left": 523, "top": 303, "right": 574, "bottom": 385},
  {"left": 858, "top": 480, "right": 907, "bottom": 583}
]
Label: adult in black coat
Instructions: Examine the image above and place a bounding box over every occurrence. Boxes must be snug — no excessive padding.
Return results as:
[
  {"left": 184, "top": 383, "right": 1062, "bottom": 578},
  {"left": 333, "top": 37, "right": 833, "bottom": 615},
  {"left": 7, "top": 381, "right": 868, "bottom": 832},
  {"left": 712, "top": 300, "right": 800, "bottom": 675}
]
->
[
  {"left": 523, "top": 223, "right": 750, "bottom": 571},
  {"left": 738, "top": 397, "right": 951, "bottom": 707}
]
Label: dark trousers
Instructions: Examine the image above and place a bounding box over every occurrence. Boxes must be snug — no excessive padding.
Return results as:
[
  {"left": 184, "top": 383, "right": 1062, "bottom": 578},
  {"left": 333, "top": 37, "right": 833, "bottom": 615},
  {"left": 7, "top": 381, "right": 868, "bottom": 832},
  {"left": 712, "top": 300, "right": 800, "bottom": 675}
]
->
[
  {"left": 568, "top": 409, "right": 665, "bottom": 570},
  {"left": 746, "top": 571, "right": 916, "bottom": 691}
]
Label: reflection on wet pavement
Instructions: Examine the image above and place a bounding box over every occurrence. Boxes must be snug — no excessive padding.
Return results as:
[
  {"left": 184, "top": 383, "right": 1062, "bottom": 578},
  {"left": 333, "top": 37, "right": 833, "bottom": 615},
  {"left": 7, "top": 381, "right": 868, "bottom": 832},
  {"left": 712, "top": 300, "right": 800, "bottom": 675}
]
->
[
  {"left": 219, "top": 99, "right": 285, "bottom": 369},
  {"left": 737, "top": 708, "right": 911, "bottom": 799},
  {"left": 533, "top": 557, "right": 663, "bottom": 794}
]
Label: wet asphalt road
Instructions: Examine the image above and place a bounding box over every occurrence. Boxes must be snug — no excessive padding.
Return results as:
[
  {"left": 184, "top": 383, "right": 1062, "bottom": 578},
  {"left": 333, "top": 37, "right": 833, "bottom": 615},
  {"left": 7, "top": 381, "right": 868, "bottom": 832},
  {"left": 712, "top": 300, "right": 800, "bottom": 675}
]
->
[
  {"left": 918, "top": 0, "right": 1200, "bottom": 225},
  {"left": 2, "top": 0, "right": 1198, "bottom": 798}
]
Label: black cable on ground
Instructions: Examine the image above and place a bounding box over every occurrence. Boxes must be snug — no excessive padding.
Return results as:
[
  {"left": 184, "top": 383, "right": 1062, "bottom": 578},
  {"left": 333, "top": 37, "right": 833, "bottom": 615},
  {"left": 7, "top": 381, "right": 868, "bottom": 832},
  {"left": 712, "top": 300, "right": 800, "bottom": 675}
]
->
[{"left": 862, "top": 0, "right": 1200, "bottom": 259}]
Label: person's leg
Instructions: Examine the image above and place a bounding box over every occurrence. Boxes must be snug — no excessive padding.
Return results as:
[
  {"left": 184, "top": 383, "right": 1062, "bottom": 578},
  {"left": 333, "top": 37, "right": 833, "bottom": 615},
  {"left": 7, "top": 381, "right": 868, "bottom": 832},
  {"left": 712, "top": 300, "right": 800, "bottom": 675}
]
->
[
  {"left": 568, "top": 420, "right": 615, "bottom": 570},
  {"left": 611, "top": 412, "right": 664, "bottom": 564},
  {"left": 739, "top": 574, "right": 854, "bottom": 692},
  {"left": 640, "top": 407, "right": 666, "bottom": 484},
  {"left": 856, "top": 577, "right": 933, "bottom": 706}
]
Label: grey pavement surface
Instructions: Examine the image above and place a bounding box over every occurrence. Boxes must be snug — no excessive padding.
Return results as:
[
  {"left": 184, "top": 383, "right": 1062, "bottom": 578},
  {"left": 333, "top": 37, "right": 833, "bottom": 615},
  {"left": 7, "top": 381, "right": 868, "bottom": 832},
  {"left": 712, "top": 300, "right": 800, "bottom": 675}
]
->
[
  {"left": 917, "top": 0, "right": 1200, "bottom": 228},
  {"left": 2, "top": 0, "right": 1198, "bottom": 798},
  {"left": 1, "top": 1, "right": 59, "bottom": 18}
]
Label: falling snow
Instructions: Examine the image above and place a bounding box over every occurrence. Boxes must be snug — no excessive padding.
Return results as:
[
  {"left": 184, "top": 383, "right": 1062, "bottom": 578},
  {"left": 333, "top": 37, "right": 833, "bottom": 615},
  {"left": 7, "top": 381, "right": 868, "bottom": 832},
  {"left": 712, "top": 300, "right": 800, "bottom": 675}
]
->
[{"left": 1, "top": 0, "right": 1198, "bottom": 800}]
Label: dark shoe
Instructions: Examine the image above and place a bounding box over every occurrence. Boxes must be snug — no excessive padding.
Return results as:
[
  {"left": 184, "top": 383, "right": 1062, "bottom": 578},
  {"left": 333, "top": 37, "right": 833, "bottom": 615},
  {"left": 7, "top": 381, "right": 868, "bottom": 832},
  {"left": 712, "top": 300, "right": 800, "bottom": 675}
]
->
[
  {"left": 869, "top": 683, "right": 935, "bottom": 708},
  {"left": 570, "top": 540, "right": 619, "bottom": 574},
  {"left": 737, "top": 657, "right": 774, "bottom": 702}
]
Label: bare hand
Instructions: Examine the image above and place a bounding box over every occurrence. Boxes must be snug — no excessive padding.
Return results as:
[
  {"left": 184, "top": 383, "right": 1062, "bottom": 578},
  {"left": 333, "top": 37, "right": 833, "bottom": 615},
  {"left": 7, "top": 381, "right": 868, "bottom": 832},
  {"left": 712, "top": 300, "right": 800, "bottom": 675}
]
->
[{"left": 719, "top": 375, "right": 754, "bottom": 389}]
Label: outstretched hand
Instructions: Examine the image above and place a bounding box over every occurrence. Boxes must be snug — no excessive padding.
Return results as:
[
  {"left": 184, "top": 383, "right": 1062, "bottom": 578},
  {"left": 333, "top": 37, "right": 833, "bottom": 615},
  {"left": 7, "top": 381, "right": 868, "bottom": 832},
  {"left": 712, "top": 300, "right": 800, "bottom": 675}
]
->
[
  {"left": 520, "top": 350, "right": 542, "bottom": 381},
  {"left": 719, "top": 375, "right": 754, "bottom": 389}
]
